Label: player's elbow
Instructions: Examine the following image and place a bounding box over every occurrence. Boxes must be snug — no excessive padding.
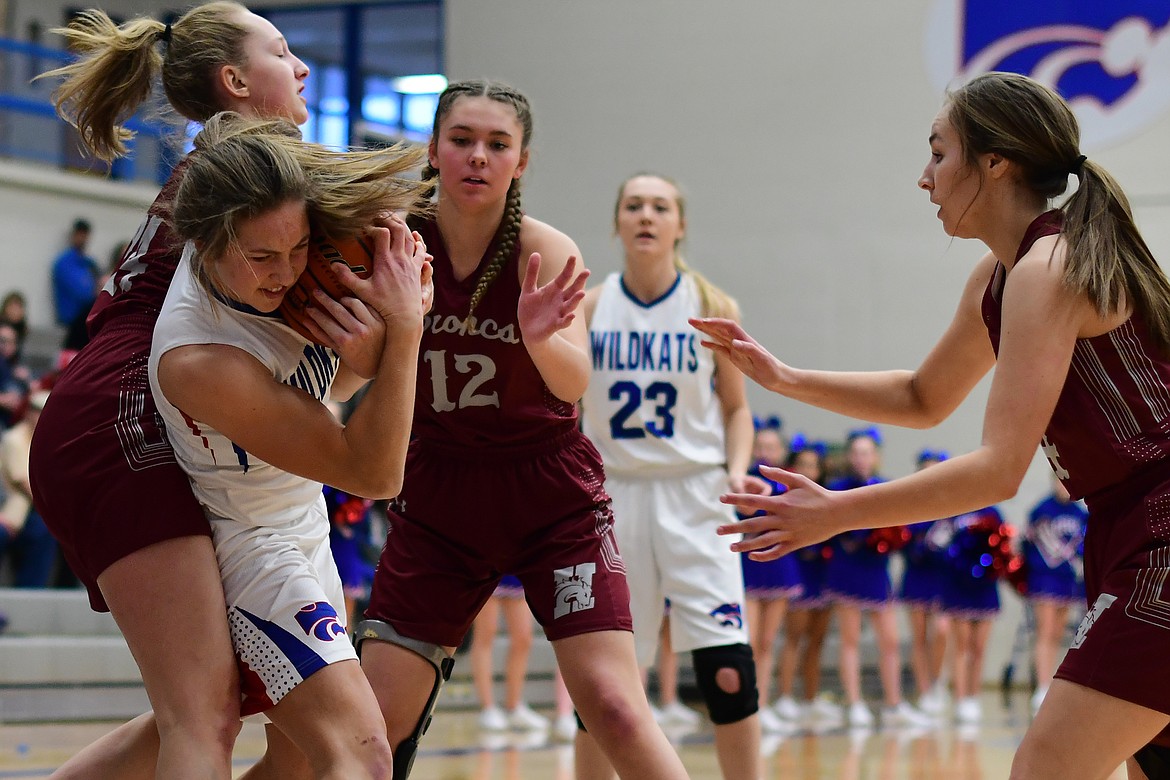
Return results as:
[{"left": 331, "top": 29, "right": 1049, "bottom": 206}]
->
[
  {"left": 978, "top": 455, "right": 1029, "bottom": 504},
  {"left": 346, "top": 466, "right": 404, "bottom": 500}
]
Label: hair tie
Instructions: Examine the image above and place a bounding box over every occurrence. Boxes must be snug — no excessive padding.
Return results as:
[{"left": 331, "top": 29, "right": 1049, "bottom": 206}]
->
[
  {"left": 160, "top": 21, "right": 173, "bottom": 44},
  {"left": 790, "top": 433, "right": 828, "bottom": 459},
  {"left": 917, "top": 448, "right": 949, "bottom": 464},
  {"left": 1070, "top": 154, "right": 1086, "bottom": 177},
  {"left": 753, "top": 414, "right": 782, "bottom": 432},
  {"left": 847, "top": 425, "right": 882, "bottom": 446}
]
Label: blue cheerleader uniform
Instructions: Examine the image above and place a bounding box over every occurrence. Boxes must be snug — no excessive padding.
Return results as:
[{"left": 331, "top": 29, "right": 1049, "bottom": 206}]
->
[
  {"left": 823, "top": 474, "right": 894, "bottom": 608},
  {"left": 899, "top": 517, "right": 954, "bottom": 608},
  {"left": 494, "top": 573, "right": 526, "bottom": 599},
  {"left": 941, "top": 507, "right": 1004, "bottom": 619},
  {"left": 790, "top": 543, "right": 833, "bottom": 609},
  {"left": 1024, "top": 494, "right": 1088, "bottom": 604},
  {"left": 739, "top": 463, "right": 804, "bottom": 601},
  {"left": 324, "top": 486, "right": 376, "bottom": 601}
]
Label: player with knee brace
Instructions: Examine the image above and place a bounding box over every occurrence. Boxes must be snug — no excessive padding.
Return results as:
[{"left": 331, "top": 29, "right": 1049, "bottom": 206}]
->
[
  {"left": 355, "top": 81, "right": 689, "bottom": 780},
  {"left": 578, "top": 172, "right": 766, "bottom": 779}
]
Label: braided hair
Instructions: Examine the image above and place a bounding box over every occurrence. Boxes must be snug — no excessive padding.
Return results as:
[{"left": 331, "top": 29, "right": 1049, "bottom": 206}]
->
[{"left": 423, "top": 80, "right": 533, "bottom": 323}]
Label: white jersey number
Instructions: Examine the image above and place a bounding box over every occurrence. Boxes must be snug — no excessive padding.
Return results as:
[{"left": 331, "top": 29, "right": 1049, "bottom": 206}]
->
[
  {"left": 423, "top": 349, "right": 500, "bottom": 412},
  {"left": 103, "top": 214, "right": 163, "bottom": 296}
]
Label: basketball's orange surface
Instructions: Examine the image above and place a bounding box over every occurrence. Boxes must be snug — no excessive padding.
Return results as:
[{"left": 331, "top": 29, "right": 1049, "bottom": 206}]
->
[{"left": 279, "top": 232, "right": 375, "bottom": 342}]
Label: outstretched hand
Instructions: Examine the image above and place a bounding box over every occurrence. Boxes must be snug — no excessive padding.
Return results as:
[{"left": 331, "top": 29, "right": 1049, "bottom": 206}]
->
[
  {"left": 518, "top": 253, "right": 589, "bottom": 345},
  {"left": 690, "top": 317, "right": 788, "bottom": 393},
  {"left": 718, "top": 465, "right": 847, "bottom": 560}
]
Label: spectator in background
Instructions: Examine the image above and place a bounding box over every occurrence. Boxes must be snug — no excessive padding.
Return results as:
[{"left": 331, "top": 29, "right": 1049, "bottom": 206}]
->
[
  {"left": 0, "top": 321, "right": 31, "bottom": 428},
  {"left": 1, "top": 291, "right": 29, "bottom": 360},
  {"left": 51, "top": 218, "right": 100, "bottom": 351},
  {"left": 0, "top": 390, "right": 56, "bottom": 587}
]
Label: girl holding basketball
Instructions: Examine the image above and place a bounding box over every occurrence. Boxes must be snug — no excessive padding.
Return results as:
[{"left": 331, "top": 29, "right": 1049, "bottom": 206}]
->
[
  {"left": 694, "top": 71, "right": 1170, "bottom": 779},
  {"left": 28, "top": 5, "right": 377, "bottom": 778},
  {"left": 356, "top": 80, "right": 689, "bottom": 780},
  {"left": 148, "top": 113, "right": 429, "bottom": 778}
]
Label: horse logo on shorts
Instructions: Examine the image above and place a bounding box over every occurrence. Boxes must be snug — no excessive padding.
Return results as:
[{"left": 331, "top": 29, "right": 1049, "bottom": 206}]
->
[
  {"left": 1071, "top": 592, "right": 1117, "bottom": 649},
  {"left": 924, "top": 0, "right": 1170, "bottom": 150},
  {"left": 553, "top": 562, "right": 597, "bottom": 619},
  {"left": 709, "top": 603, "right": 744, "bottom": 630},
  {"left": 293, "top": 602, "right": 347, "bottom": 642}
]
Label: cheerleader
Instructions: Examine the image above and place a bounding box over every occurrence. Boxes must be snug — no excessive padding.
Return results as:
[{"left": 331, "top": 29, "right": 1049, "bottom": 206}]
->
[
  {"left": 899, "top": 450, "right": 954, "bottom": 716},
  {"left": 1024, "top": 478, "right": 1088, "bottom": 714},
  {"left": 942, "top": 504, "right": 1008, "bottom": 723},
  {"left": 823, "top": 428, "right": 931, "bottom": 727},
  {"left": 771, "top": 438, "right": 839, "bottom": 724},
  {"left": 740, "top": 419, "right": 804, "bottom": 732},
  {"left": 324, "top": 485, "right": 376, "bottom": 630},
  {"left": 470, "top": 575, "right": 550, "bottom": 732}
]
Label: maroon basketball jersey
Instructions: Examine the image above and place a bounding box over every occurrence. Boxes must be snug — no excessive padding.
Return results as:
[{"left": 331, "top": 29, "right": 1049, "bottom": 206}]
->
[
  {"left": 983, "top": 210, "right": 1170, "bottom": 499},
  {"left": 86, "top": 159, "right": 190, "bottom": 337},
  {"left": 409, "top": 218, "right": 577, "bottom": 447}
]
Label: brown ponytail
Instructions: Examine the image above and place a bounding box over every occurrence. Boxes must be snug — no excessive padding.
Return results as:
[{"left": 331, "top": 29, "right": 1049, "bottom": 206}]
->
[{"left": 40, "top": 2, "right": 250, "bottom": 161}]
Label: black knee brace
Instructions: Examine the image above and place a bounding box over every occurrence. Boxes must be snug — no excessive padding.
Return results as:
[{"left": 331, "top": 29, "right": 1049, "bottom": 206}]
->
[
  {"left": 354, "top": 620, "right": 455, "bottom": 780},
  {"left": 691, "top": 643, "right": 759, "bottom": 725},
  {"left": 1136, "top": 744, "right": 1170, "bottom": 780}
]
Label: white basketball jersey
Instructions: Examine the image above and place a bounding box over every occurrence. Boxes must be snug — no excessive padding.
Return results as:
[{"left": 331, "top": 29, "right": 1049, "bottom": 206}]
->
[
  {"left": 582, "top": 272, "right": 724, "bottom": 475},
  {"left": 149, "top": 246, "right": 340, "bottom": 528}
]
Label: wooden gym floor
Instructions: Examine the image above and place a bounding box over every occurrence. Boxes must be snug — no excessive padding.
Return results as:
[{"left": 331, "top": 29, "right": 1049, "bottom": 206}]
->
[{"left": 0, "top": 690, "right": 1129, "bottom": 779}]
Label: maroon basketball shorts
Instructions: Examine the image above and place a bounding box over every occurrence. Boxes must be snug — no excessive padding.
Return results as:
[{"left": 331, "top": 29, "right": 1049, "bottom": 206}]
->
[
  {"left": 364, "top": 431, "right": 633, "bottom": 648},
  {"left": 29, "top": 321, "right": 210, "bottom": 612},
  {"left": 1058, "top": 466, "right": 1170, "bottom": 744}
]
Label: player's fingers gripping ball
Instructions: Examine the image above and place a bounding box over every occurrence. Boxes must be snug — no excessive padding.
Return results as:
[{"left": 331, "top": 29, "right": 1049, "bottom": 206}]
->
[{"left": 279, "top": 232, "right": 376, "bottom": 343}]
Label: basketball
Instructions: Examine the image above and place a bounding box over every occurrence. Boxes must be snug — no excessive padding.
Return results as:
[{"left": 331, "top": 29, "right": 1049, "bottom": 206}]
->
[{"left": 279, "top": 232, "right": 376, "bottom": 342}]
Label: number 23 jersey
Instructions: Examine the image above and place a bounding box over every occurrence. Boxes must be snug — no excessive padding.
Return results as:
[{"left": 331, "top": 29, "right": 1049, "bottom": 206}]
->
[{"left": 582, "top": 272, "right": 724, "bottom": 475}]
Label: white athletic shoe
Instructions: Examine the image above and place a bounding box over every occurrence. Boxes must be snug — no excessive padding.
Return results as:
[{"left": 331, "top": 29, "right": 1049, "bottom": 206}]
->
[
  {"left": 772, "top": 695, "right": 804, "bottom": 721},
  {"left": 759, "top": 733, "right": 785, "bottom": 757},
  {"left": 658, "top": 700, "right": 701, "bottom": 727},
  {"left": 758, "top": 704, "right": 789, "bottom": 733},
  {"left": 846, "top": 700, "right": 875, "bottom": 727},
  {"left": 881, "top": 701, "right": 935, "bottom": 728},
  {"left": 1030, "top": 685, "right": 1048, "bottom": 715},
  {"left": 478, "top": 705, "right": 509, "bottom": 731},
  {"left": 810, "top": 695, "right": 844, "bottom": 722},
  {"left": 507, "top": 703, "right": 549, "bottom": 731},
  {"left": 955, "top": 696, "right": 982, "bottom": 724},
  {"left": 917, "top": 685, "right": 947, "bottom": 716},
  {"left": 553, "top": 713, "right": 578, "bottom": 741},
  {"left": 650, "top": 702, "right": 666, "bottom": 724}
]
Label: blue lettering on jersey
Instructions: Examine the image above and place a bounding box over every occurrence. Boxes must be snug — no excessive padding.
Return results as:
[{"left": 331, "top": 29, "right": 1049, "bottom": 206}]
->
[
  {"left": 589, "top": 330, "right": 700, "bottom": 374},
  {"left": 285, "top": 343, "right": 337, "bottom": 399}
]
